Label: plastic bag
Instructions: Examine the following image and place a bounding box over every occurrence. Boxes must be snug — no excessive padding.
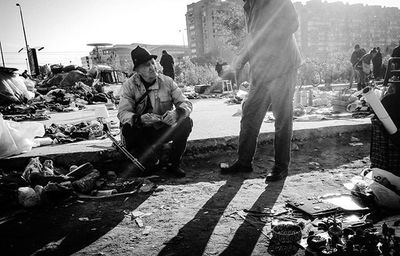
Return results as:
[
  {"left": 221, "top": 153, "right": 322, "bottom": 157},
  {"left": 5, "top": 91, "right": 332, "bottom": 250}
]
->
[
  {"left": 0, "top": 114, "right": 19, "bottom": 158},
  {"left": 344, "top": 168, "right": 400, "bottom": 209},
  {"left": 0, "top": 114, "right": 45, "bottom": 159}
]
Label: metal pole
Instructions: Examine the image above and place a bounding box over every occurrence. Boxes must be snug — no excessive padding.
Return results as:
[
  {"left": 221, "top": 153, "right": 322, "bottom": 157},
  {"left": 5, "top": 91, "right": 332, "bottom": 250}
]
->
[
  {"left": 16, "top": 3, "right": 30, "bottom": 71},
  {"left": 179, "top": 29, "right": 186, "bottom": 53},
  {"left": 0, "top": 41, "right": 5, "bottom": 67}
]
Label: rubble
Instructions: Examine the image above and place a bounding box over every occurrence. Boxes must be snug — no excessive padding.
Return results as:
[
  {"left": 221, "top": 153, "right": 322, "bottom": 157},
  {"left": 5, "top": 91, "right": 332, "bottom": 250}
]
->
[{"left": 0, "top": 65, "right": 116, "bottom": 121}]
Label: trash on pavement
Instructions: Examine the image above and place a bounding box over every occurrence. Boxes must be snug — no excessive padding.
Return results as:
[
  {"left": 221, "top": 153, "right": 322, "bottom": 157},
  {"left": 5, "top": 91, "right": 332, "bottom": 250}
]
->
[{"left": 0, "top": 115, "right": 45, "bottom": 158}]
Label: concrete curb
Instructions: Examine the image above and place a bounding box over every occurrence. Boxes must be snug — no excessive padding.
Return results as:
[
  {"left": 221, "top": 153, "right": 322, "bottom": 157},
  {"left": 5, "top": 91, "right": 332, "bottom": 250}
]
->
[{"left": 0, "top": 123, "right": 371, "bottom": 170}]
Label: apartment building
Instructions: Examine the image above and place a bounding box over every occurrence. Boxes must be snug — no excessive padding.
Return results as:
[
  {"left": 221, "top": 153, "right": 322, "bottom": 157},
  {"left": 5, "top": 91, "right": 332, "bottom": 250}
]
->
[
  {"left": 294, "top": 0, "right": 400, "bottom": 58},
  {"left": 186, "top": 0, "right": 400, "bottom": 60},
  {"left": 185, "top": 0, "right": 241, "bottom": 58}
]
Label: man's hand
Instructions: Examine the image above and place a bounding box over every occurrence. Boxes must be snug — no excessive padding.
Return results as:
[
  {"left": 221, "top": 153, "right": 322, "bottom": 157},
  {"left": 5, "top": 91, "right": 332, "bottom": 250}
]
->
[
  {"left": 140, "top": 113, "right": 161, "bottom": 126},
  {"left": 162, "top": 110, "right": 178, "bottom": 126}
]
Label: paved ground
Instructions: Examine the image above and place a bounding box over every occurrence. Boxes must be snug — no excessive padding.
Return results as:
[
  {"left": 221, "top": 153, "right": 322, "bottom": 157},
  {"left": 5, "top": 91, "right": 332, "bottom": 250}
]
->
[{"left": 40, "top": 98, "right": 370, "bottom": 141}]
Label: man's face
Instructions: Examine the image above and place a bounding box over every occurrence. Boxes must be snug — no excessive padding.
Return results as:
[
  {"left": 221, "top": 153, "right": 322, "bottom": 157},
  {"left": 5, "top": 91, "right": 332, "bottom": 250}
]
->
[{"left": 136, "top": 59, "right": 157, "bottom": 82}]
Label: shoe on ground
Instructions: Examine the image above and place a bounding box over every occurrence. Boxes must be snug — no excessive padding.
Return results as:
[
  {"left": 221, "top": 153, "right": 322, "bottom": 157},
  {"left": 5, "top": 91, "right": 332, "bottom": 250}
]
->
[
  {"left": 220, "top": 161, "right": 253, "bottom": 174},
  {"left": 265, "top": 169, "right": 288, "bottom": 182},
  {"left": 166, "top": 164, "right": 186, "bottom": 178}
]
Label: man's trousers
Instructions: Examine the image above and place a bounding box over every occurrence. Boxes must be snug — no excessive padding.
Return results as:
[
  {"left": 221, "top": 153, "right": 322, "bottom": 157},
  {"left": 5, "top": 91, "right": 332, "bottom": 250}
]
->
[
  {"left": 238, "top": 69, "right": 297, "bottom": 171},
  {"left": 122, "top": 117, "right": 193, "bottom": 168}
]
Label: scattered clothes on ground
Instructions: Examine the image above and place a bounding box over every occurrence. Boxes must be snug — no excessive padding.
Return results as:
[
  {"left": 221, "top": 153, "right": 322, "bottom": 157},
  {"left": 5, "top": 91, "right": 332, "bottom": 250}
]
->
[
  {"left": 0, "top": 160, "right": 159, "bottom": 210},
  {"left": 44, "top": 120, "right": 105, "bottom": 143}
]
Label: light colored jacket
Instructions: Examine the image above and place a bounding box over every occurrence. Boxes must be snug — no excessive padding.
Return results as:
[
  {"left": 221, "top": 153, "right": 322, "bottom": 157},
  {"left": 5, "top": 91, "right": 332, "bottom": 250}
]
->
[
  {"left": 238, "top": 0, "right": 302, "bottom": 82},
  {"left": 118, "top": 72, "right": 192, "bottom": 126}
]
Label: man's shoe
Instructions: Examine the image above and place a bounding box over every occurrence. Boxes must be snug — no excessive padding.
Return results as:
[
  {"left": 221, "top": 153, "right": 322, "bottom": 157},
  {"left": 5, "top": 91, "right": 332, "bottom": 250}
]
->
[
  {"left": 220, "top": 161, "right": 253, "bottom": 174},
  {"left": 265, "top": 169, "right": 288, "bottom": 182},
  {"left": 166, "top": 164, "right": 186, "bottom": 178}
]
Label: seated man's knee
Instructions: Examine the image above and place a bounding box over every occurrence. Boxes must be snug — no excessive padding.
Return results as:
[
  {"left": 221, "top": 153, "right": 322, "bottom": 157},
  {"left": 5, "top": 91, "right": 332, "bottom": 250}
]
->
[{"left": 179, "top": 117, "right": 193, "bottom": 134}]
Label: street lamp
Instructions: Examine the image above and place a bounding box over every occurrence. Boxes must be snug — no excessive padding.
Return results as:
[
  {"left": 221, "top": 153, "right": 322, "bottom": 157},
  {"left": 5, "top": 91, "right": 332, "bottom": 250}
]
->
[{"left": 16, "top": 3, "right": 30, "bottom": 72}]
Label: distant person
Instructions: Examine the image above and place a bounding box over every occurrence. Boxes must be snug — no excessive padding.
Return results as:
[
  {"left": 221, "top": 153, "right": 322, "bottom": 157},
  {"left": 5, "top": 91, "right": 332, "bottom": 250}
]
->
[
  {"left": 220, "top": 0, "right": 301, "bottom": 182},
  {"left": 392, "top": 40, "right": 400, "bottom": 58},
  {"left": 392, "top": 40, "right": 400, "bottom": 70},
  {"left": 118, "top": 46, "right": 193, "bottom": 177},
  {"left": 215, "top": 60, "right": 223, "bottom": 77},
  {"left": 355, "top": 48, "right": 377, "bottom": 89},
  {"left": 350, "top": 44, "right": 365, "bottom": 90},
  {"left": 160, "top": 50, "right": 175, "bottom": 80},
  {"left": 372, "top": 47, "right": 383, "bottom": 80}
]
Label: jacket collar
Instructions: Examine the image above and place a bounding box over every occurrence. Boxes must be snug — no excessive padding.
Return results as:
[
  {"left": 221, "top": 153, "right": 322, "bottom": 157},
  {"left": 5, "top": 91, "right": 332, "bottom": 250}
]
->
[{"left": 132, "top": 72, "right": 160, "bottom": 90}]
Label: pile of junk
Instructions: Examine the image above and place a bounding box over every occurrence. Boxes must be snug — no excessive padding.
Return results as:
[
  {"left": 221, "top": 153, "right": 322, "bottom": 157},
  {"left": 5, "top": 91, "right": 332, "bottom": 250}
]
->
[
  {"left": 0, "top": 65, "right": 118, "bottom": 122},
  {"left": 0, "top": 158, "right": 159, "bottom": 211},
  {"left": 263, "top": 83, "right": 400, "bottom": 256}
]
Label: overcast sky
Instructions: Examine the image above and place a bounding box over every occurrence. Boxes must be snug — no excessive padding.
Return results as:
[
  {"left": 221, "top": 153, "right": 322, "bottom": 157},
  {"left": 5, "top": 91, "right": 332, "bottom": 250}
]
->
[{"left": 1, "top": 0, "right": 399, "bottom": 71}]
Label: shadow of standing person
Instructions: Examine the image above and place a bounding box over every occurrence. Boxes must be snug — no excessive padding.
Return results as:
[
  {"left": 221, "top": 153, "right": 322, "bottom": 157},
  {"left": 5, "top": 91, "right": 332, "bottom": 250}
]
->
[
  {"left": 158, "top": 176, "right": 246, "bottom": 256},
  {"left": 220, "top": 178, "right": 286, "bottom": 256}
]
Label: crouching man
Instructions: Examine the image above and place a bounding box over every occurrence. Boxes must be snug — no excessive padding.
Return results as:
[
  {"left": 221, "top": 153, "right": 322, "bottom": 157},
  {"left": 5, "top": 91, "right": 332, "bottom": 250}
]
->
[{"left": 118, "top": 46, "right": 193, "bottom": 177}]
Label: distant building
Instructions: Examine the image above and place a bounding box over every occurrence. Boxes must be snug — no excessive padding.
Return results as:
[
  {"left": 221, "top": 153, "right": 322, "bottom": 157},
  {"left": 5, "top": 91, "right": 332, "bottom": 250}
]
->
[
  {"left": 81, "top": 43, "right": 186, "bottom": 72},
  {"left": 293, "top": 0, "right": 400, "bottom": 58},
  {"left": 185, "top": 0, "right": 240, "bottom": 59}
]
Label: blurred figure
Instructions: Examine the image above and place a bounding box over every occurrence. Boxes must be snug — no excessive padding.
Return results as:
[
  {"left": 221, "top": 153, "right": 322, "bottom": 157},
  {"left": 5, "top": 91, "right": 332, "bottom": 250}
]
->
[
  {"left": 220, "top": 0, "right": 301, "bottom": 182},
  {"left": 215, "top": 60, "right": 223, "bottom": 77},
  {"left": 160, "top": 50, "right": 175, "bottom": 80},
  {"left": 372, "top": 47, "right": 383, "bottom": 80},
  {"left": 350, "top": 44, "right": 364, "bottom": 90},
  {"left": 392, "top": 40, "right": 400, "bottom": 70},
  {"left": 358, "top": 48, "right": 377, "bottom": 88},
  {"left": 392, "top": 40, "right": 400, "bottom": 58}
]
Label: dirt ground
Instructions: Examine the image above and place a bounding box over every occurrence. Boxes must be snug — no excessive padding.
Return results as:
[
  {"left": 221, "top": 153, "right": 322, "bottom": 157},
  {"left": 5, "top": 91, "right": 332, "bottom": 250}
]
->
[{"left": 0, "top": 131, "right": 372, "bottom": 256}]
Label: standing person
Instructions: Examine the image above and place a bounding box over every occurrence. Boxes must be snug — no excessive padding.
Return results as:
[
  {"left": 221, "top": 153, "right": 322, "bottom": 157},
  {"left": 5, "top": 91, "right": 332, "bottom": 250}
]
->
[
  {"left": 160, "top": 50, "right": 175, "bottom": 80},
  {"left": 358, "top": 48, "right": 377, "bottom": 87},
  {"left": 350, "top": 44, "right": 364, "bottom": 90},
  {"left": 118, "top": 46, "right": 193, "bottom": 177},
  {"left": 215, "top": 60, "right": 223, "bottom": 77},
  {"left": 372, "top": 47, "right": 383, "bottom": 80},
  {"left": 392, "top": 40, "right": 400, "bottom": 70},
  {"left": 220, "top": 0, "right": 301, "bottom": 181},
  {"left": 392, "top": 40, "right": 400, "bottom": 58}
]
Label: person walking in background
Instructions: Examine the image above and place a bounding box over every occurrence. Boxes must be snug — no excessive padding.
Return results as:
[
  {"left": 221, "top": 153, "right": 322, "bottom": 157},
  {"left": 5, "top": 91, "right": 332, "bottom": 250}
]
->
[
  {"left": 350, "top": 44, "right": 364, "bottom": 90},
  {"left": 215, "top": 60, "right": 223, "bottom": 77},
  {"left": 160, "top": 50, "right": 175, "bottom": 80},
  {"left": 392, "top": 40, "right": 400, "bottom": 70},
  {"left": 372, "top": 47, "right": 383, "bottom": 80},
  {"left": 358, "top": 48, "right": 377, "bottom": 88},
  {"left": 392, "top": 40, "right": 400, "bottom": 58},
  {"left": 220, "top": 0, "right": 301, "bottom": 182}
]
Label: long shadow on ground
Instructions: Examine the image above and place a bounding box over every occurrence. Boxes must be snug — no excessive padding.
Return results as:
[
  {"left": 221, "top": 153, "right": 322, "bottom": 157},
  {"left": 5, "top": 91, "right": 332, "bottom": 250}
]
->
[
  {"left": 220, "top": 179, "right": 285, "bottom": 256},
  {"left": 0, "top": 193, "right": 151, "bottom": 256},
  {"left": 158, "top": 177, "right": 246, "bottom": 256}
]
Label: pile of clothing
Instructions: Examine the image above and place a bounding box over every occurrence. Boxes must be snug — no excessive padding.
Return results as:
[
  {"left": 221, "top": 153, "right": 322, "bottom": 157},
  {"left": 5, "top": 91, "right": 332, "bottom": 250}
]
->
[{"left": 44, "top": 120, "right": 105, "bottom": 144}]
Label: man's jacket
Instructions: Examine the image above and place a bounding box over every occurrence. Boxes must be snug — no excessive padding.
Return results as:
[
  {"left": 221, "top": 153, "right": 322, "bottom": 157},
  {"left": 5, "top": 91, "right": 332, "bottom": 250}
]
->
[
  {"left": 239, "top": 0, "right": 301, "bottom": 82},
  {"left": 118, "top": 72, "right": 192, "bottom": 126}
]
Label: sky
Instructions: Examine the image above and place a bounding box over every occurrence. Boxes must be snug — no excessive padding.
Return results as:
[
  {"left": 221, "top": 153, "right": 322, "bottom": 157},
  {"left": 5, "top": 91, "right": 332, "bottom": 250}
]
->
[{"left": 1, "top": 0, "right": 400, "bottom": 72}]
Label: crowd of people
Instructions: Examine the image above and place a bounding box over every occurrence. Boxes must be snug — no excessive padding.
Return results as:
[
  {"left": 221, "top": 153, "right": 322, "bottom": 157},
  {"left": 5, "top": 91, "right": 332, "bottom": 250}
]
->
[{"left": 350, "top": 40, "right": 400, "bottom": 90}]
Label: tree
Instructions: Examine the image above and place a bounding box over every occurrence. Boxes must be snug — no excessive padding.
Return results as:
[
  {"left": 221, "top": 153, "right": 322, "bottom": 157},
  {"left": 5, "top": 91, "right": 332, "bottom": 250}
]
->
[{"left": 215, "top": 3, "right": 247, "bottom": 53}]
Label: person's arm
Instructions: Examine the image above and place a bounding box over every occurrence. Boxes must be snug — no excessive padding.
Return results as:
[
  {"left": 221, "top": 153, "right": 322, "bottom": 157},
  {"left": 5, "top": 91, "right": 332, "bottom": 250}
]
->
[
  {"left": 234, "top": 0, "right": 299, "bottom": 70},
  {"left": 117, "top": 80, "right": 140, "bottom": 126}
]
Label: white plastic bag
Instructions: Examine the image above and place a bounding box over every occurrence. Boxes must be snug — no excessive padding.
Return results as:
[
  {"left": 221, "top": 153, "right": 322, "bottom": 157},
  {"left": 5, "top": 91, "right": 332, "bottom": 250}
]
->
[
  {"left": 0, "top": 114, "right": 45, "bottom": 159},
  {"left": 365, "top": 168, "right": 400, "bottom": 209},
  {"left": 0, "top": 114, "right": 19, "bottom": 158}
]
